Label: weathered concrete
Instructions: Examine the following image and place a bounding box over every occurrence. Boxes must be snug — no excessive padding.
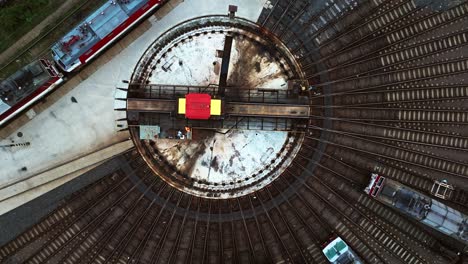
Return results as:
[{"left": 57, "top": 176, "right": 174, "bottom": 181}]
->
[
  {"left": 0, "top": 140, "right": 133, "bottom": 216},
  {"left": 0, "top": 0, "right": 267, "bottom": 214}
]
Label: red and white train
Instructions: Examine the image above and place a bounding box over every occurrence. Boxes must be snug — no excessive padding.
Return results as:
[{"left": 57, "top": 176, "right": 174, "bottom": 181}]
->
[
  {"left": 0, "top": 0, "right": 164, "bottom": 126},
  {"left": 0, "top": 60, "right": 63, "bottom": 126}
]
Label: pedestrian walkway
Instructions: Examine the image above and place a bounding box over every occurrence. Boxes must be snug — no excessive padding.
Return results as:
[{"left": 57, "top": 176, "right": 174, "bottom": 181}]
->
[{"left": 0, "top": 140, "right": 133, "bottom": 216}]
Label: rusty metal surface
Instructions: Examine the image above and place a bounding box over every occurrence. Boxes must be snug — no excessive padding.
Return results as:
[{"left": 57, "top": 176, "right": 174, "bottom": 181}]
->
[
  {"left": 4, "top": 0, "right": 468, "bottom": 263},
  {"left": 126, "top": 98, "right": 176, "bottom": 112},
  {"left": 225, "top": 102, "right": 310, "bottom": 118},
  {"left": 126, "top": 98, "right": 310, "bottom": 119},
  {"left": 125, "top": 15, "right": 309, "bottom": 199}
]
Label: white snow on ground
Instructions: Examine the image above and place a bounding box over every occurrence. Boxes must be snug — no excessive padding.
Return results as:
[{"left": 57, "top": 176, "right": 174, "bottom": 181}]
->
[
  {"left": 149, "top": 32, "right": 226, "bottom": 86},
  {"left": 228, "top": 37, "right": 289, "bottom": 88},
  {"left": 148, "top": 28, "right": 289, "bottom": 88},
  {"left": 146, "top": 19, "right": 300, "bottom": 197},
  {"left": 0, "top": 0, "right": 267, "bottom": 186},
  {"left": 155, "top": 130, "right": 289, "bottom": 183}
]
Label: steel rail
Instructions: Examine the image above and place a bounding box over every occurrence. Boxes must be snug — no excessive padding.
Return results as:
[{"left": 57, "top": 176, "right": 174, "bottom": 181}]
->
[
  {"left": 302, "top": 1, "right": 468, "bottom": 67},
  {"left": 304, "top": 135, "right": 468, "bottom": 180}
]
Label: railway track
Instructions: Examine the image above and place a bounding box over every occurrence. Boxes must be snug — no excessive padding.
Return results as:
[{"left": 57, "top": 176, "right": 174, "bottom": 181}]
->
[
  {"left": 265, "top": 1, "right": 466, "bottom": 257},
  {"left": 1, "top": 0, "right": 468, "bottom": 263},
  {"left": 5, "top": 147, "right": 446, "bottom": 263},
  {"left": 293, "top": 151, "right": 456, "bottom": 264},
  {"left": 1, "top": 144, "right": 465, "bottom": 263}
]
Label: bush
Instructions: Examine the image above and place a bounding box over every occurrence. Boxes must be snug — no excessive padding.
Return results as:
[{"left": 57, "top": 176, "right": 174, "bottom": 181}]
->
[
  {"left": 0, "top": 0, "right": 11, "bottom": 7},
  {"left": 0, "top": 0, "right": 50, "bottom": 35}
]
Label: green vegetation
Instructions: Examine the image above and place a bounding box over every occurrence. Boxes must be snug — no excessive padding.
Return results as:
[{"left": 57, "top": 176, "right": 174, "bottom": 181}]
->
[
  {"left": 0, "top": 0, "right": 64, "bottom": 53},
  {"left": 0, "top": 0, "right": 107, "bottom": 78}
]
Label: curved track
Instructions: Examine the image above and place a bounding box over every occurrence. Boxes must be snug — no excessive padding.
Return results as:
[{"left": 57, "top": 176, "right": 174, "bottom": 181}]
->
[{"left": 1, "top": 0, "right": 468, "bottom": 263}]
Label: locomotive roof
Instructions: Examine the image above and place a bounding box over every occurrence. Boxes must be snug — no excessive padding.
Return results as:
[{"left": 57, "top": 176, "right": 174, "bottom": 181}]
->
[
  {"left": 0, "top": 61, "right": 50, "bottom": 109},
  {"left": 51, "top": 0, "right": 152, "bottom": 70},
  {"left": 322, "top": 237, "right": 349, "bottom": 262}
]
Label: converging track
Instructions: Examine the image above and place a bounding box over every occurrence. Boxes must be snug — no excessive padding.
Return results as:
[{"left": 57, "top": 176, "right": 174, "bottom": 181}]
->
[{"left": 1, "top": 0, "right": 468, "bottom": 263}]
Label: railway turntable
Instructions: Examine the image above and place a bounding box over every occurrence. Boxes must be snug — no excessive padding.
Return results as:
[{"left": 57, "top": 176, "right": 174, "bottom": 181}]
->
[
  {"left": 120, "top": 14, "right": 312, "bottom": 198},
  {"left": 3, "top": 1, "right": 468, "bottom": 263},
  {"left": 125, "top": 84, "right": 310, "bottom": 137}
]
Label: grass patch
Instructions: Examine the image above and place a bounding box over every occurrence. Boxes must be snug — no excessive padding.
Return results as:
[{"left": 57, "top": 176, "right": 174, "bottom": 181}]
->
[
  {"left": 0, "top": 0, "right": 108, "bottom": 78},
  {"left": 0, "top": 0, "right": 65, "bottom": 53}
]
